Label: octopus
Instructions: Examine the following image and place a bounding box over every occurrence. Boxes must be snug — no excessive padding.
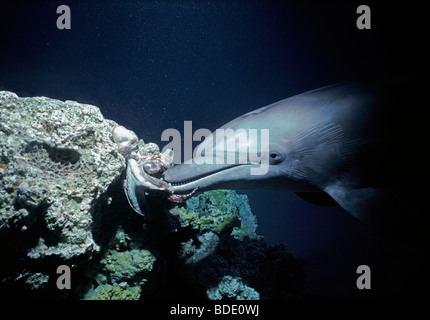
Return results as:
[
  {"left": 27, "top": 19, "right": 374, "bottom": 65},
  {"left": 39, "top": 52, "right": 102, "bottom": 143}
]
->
[{"left": 112, "top": 126, "right": 197, "bottom": 216}]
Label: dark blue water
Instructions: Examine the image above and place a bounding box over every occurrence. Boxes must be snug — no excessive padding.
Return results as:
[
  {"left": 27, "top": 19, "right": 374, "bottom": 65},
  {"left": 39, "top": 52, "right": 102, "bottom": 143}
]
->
[{"left": 1, "top": 1, "right": 427, "bottom": 299}]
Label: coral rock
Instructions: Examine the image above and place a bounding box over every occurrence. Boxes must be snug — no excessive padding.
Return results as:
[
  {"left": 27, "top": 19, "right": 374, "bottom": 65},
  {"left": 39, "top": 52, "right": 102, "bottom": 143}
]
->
[{"left": 0, "top": 91, "right": 125, "bottom": 261}]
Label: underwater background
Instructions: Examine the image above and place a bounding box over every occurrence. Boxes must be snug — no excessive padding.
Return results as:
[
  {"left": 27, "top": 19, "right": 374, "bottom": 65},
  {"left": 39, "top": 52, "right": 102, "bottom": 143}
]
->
[{"left": 0, "top": 0, "right": 427, "bottom": 299}]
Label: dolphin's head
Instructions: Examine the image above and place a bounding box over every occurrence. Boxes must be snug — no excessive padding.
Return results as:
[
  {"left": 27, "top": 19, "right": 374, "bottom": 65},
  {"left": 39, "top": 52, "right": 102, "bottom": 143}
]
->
[
  {"left": 162, "top": 80, "right": 430, "bottom": 247},
  {"left": 163, "top": 99, "right": 320, "bottom": 194}
]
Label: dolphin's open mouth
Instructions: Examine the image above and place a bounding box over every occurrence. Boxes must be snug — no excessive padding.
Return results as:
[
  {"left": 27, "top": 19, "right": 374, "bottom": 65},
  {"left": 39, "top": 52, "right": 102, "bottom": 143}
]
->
[
  {"left": 168, "top": 173, "right": 208, "bottom": 187},
  {"left": 163, "top": 163, "right": 246, "bottom": 193}
]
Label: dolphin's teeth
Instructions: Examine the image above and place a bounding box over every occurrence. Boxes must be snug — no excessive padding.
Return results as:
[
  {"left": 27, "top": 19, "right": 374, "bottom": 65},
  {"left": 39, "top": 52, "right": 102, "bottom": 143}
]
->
[
  {"left": 169, "top": 163, "right": 241, "bottom": 187},
  {"left": 171, "top": 176, "right": 200, "bottom": 186}
]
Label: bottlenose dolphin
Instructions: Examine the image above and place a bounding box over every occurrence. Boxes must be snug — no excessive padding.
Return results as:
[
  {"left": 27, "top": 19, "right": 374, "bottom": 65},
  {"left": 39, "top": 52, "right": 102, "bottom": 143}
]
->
[{"left": 163, "top": 80, "right": 422, "bottom": 243}]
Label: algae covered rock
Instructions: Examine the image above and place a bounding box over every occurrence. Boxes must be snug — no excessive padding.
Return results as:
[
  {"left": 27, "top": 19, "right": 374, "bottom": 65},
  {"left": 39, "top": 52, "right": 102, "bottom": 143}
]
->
[
  {"left": 0, "top": 91, "right": 126, "bottom": 294},
  {"left": 98, "top": 227, "right": 157, "bottom": 286},
  {"left": 102, "top": 248, "right": 156, "bottom": 283},
  {"left": 81, "top": 225, "right": 159, "bottom": 300},
  {"left": 170, "top": 190, "right": 304, "bottom": 300},
  {"left": 207, "top": 275, "right": 260, "bottom": 300},
  {"left": 172, "top": 189, "right": 258, "bottom": 240},
  {"left": 0, "top": 91, "right": 125, "bottom": 259},
  {"left": 84, "top": 283, "right": 142, "bottom": 300}
]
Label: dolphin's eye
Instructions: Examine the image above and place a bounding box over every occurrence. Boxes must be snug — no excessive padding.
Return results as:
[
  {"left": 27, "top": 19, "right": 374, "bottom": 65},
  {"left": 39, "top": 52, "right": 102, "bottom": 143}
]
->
[{"left": 269, "top": 151, "right": 283, "bottom": 164}]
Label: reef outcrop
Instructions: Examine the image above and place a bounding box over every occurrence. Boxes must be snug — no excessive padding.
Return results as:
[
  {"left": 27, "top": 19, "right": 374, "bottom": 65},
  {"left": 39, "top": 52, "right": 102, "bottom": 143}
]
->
[
  {"left": 0, "top": 91, "right": 125, "bottom": 295},
  {"left": 0, "top": 91, "right": 304, "bottom": 299},
  {"left": 0, "top": 91, "right": 127, "bottom": 257}
]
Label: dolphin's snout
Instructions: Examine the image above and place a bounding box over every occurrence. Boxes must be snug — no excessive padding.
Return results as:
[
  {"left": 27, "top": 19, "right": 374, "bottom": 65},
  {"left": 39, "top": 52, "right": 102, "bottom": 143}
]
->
[
  {"left": 162, "top": 164, "right": 187, "bottom": 184},
  {"left": 162, "top": 164, "right": 207, "bottom": 194}
]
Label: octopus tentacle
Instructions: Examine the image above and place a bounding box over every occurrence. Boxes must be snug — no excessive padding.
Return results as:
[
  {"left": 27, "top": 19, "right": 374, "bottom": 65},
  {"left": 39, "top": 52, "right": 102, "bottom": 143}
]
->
[
  {"left": 168, "top": 187, "right": 199, "bottom": 203},
  {"left": 113, "top": 125, "right": 198, "bottom": 214}
]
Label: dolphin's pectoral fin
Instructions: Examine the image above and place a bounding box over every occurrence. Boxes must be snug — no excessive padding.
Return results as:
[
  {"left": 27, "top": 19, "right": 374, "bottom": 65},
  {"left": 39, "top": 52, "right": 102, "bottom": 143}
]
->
[
  {"left": 295, "top": 192, "right": 338, "bottom": 207},
  {"left": 324, "top": 183, "right": 384, "bottom": 226},
  {"left": 323, "top": 182, "right": 415, "bottom": 241}
]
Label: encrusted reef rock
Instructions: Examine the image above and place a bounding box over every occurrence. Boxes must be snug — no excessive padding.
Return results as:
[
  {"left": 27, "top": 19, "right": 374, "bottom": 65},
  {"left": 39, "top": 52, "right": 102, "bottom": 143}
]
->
[
  {"left": 207, "top": 275, "right": 260, "bottom": 300},
  {"left": 82, "top": 227, "right": 157, "bottom": 300},
  {"left": 0, "top": 91, "right": 124, "bottom": 259},
  {"left": 0, "top": 91, "right": 125, "bottom": 296},
  {"left": 0, "top": 91, "right": 304, "bottom": 300},
  {"left": 169, "top": 190, "right": 304, "bottom": 300}
]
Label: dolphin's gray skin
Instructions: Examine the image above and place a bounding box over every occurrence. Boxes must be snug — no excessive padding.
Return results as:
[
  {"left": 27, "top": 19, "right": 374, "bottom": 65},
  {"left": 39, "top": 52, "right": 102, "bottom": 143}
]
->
[{"left": 163, "top": 80, "right": 421, "bottom": 243}]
